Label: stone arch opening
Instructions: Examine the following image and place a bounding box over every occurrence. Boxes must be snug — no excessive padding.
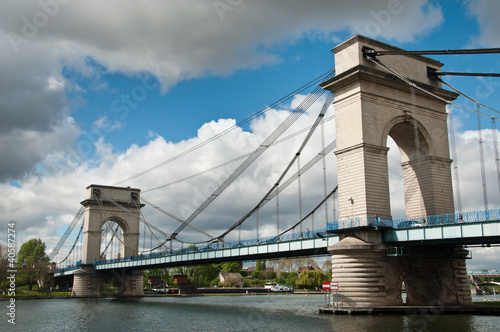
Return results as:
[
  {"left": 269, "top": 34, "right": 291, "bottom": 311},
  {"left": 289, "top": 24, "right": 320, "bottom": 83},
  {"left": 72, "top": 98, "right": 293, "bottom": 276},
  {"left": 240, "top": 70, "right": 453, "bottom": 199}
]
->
[
  {"left": 383, "top": 115, "right": 432, "bottom": 162},
  {"left": 399, "top": 274, "right": 408, "bottom": 304},
  {"left": 384, "top": 116, "right": 434, "bottom": 218},
  {"left": 99, "top": 218, "right": 127, "bottom": 261}
]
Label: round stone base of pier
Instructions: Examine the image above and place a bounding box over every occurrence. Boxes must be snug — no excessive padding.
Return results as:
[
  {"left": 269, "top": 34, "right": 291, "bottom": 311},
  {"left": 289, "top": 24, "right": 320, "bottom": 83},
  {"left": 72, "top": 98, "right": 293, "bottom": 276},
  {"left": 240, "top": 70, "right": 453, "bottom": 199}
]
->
[
  {"left": 72, "top": 266, "right": 143, "bottom": 297},
  {"left": 328, "top": 229, "right": 471, "bottom": 309}
]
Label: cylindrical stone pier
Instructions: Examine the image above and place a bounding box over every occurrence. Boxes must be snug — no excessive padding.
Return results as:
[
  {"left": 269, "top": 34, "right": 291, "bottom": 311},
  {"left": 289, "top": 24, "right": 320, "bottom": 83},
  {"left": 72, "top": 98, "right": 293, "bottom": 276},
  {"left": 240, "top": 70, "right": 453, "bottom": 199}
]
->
[
  {"left": 328, "top": 231, "right": 472, "bottom": 310},
  {"left": 329, "top": 236, "right": 402, "bottom": 308}
]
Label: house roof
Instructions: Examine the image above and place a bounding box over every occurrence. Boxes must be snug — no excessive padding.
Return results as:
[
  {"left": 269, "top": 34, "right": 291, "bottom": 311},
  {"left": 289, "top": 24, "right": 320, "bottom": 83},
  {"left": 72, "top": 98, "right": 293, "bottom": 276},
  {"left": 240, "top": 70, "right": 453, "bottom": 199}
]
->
[
  {"left": 297, "top": 266, "right": 320, "bottom": 272},
  {"left": 219, "top": 272, "right": 243, "bottom": 279}
]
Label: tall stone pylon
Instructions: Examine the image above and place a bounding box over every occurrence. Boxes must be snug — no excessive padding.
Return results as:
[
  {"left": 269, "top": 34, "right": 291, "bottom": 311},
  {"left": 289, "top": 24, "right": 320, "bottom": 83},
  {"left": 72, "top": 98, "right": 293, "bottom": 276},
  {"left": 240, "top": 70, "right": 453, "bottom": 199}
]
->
[
  {"left": 72, "top": 184, "right": 144, "bottom": 297},
  {"left": 322, "top": 36, "right": 471, "bottom": 310},
  {"left": 321, "top": 35, "right": 458, "bottom": 221},
  {"left": 80, "top": 184, "right": 142, "bottom": 264}
]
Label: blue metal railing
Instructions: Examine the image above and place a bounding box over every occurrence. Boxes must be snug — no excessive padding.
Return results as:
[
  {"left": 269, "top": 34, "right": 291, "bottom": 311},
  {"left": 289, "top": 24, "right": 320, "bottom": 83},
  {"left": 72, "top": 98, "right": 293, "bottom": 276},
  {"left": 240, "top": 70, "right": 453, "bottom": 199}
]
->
[
  {"left": 327, "top": 215, "right": 393, "bottom": 230},
  {"left": 327, "top": 208, "right": 500, "bottom": 231},
  {"left": 54, "top": 208, "right": 499, "bottom": 274},
  {"left": 54, "top": 260, "right": 82, "bottom": 274},
  {"left": 71, "top": 227, "right": 330, "bottom": 269}
]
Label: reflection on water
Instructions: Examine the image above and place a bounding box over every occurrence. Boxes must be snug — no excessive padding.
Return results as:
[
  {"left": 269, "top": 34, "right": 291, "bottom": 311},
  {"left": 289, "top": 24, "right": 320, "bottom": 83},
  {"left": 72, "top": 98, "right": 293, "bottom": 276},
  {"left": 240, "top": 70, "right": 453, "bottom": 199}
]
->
[{"left": 8, "top": 294, "right": 500, "bottom": 332}]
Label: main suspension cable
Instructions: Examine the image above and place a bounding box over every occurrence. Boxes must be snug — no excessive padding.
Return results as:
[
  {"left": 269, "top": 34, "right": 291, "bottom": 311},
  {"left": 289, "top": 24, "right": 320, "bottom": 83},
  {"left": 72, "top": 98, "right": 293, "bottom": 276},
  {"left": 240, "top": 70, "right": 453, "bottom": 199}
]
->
[
  {"left": 114, "top": 70, "right": 334, "bottom": 185},
  {"left": 142, "top": 115, "right": 336, "bottom": 194},
  {"left": 276, "top": 186, "right": 338, "bottom": 239},
  {"left": 169, "top": 77, "right": 334, "bottom": 240},
  {"left": 139, "top": 196, "right": 215, "bottom": 239},
  {"left": 57, "top": 223, "right": 84, "bottom": 265},
  {"left": 215, "top": 93, "right": 335, "bottom": 241},
  {"left": 49, "top": 206, "right": 85, "bottom": 261}
]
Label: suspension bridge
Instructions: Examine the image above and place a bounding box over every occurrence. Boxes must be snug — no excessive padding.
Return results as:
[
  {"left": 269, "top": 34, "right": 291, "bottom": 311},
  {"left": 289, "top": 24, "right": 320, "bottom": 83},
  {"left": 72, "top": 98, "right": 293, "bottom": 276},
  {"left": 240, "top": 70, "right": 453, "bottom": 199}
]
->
[{"left": 51, "top": 35, "right": 500, "bottom": 309}]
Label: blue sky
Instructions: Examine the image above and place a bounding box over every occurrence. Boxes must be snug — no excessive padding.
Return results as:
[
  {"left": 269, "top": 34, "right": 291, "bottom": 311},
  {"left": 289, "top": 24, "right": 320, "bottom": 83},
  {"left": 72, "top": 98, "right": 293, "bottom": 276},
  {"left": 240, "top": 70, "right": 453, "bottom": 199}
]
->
[
  {"left": 61, "top": 0, "right": 499, "bottom": 161},
  {"left": 1, "top": 0, "right": 499, "bottom": 271}
]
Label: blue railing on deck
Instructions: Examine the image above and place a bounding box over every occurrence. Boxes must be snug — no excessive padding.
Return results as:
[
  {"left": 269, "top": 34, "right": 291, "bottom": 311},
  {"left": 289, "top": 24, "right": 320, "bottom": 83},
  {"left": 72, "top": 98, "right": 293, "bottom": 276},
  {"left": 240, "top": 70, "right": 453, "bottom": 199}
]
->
[
  {"left": 327, "top": 215, "right": 393, "bottom": 230},
  {"left": 54, "top": 260, "right": 82, "bottom": 274},
  {"left": 88, "top": 227, "right": 330, "bottom": 267},
  {"left": 327, "top": 208, "right": 500, "bottom": 231},
  {"left": 55, "top": 208, "right": 499, "bottom": 273}
]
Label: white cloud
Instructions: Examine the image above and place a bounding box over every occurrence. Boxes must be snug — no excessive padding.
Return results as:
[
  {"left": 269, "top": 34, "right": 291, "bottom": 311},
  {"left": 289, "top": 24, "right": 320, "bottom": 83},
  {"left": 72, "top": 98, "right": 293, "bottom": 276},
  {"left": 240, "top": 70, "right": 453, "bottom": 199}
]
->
[
  {"left": 467, "top": 0, "right": 500, "bottom": 47},
  {"left": 46, "top": 75, "right": 65, "bottom": 92},
  {"left": 468, "top": 247, "right": 500, "bottom": 272},
  {"left": 0, "top": 0, "right": 445, "bottom": 180}
]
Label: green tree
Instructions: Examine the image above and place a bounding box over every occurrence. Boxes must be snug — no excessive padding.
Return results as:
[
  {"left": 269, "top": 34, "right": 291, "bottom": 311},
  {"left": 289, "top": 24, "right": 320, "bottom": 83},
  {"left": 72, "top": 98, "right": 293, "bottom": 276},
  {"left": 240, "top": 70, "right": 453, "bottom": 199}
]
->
[
  {"left": 264, "top": 271, "right": 276, "bottom": 280},
  {"left": 285, "top": 272, "right": 298, "bottom": 288},
  {"left": 190, "top": 264, "right": 220, "bottom": 287},
  {"left": 296, "top": 271, "right": 328, "bottom": 289},
  {"left": 256, "top": 259, "right": 266, "bottom": 271},
  {"left": 17, "top": 238, "right": 50, "bottom": 291},
  {"left": 275, "top": 276, "right": 286, "bottom": 285},
  {"left": 219, "top": 261, "right": 243, "bottom": 273},
  {"left": 251, "top": 270, "right": 262, "bottom": 279},
  {"left": 0, "top": 243, "right": 8, "bottom": 291}
]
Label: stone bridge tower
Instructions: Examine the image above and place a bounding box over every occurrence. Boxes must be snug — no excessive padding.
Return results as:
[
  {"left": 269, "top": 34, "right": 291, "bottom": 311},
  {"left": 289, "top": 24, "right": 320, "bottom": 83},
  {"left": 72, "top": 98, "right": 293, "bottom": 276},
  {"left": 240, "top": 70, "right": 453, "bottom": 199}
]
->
[
  {"left": 72, "top": 184, "right": 144, "bottom": 297},
  {"left": 322, "top": 35, "right": 457, "bottom": 221},
  {"left": 322, "top": 35, "right": 471, "bottom": 310}
]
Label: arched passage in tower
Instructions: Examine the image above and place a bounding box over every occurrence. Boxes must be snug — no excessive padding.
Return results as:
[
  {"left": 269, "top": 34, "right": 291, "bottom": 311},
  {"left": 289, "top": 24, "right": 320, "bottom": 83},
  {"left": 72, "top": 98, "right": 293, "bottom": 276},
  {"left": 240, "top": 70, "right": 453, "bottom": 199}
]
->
[
  {"left": 383, "top": 114, "right": 455, "bottom": 219},
  {"left": 98, "top": 216, "right": 128, "bottom": 261}
]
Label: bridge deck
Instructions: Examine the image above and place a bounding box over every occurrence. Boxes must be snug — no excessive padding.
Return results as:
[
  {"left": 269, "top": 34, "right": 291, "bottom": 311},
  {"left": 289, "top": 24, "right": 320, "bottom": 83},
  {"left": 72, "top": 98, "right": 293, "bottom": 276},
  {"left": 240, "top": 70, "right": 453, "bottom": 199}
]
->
[
  {"left": 54, "top": 233, "right": 339, "bottom": 276},
  {"left": 384, "top": 220, "right": 500, "bottom": 245},
  {"left": 54, "top": 209, "right": 500, "bottom": 277}
]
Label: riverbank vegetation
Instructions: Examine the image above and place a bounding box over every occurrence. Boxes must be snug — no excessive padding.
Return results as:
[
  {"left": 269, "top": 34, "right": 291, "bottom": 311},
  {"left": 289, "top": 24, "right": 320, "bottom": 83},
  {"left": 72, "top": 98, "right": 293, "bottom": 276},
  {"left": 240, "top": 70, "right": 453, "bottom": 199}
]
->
[
  {"left": 143, "top": 257, "right": 332, "bottom": 290},
  {"left": 1, "top": 239, "right": 56, "bottom": 297}
]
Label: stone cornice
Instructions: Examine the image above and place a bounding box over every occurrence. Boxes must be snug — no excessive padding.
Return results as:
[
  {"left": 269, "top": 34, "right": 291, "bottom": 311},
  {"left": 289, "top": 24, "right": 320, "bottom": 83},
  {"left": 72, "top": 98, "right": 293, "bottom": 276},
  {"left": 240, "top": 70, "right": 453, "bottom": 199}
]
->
[
  {"left": 335, "top": 142, "right": 390, "bottom": 156},
  {"left": 321, "top": 65, "right": 459, "bottom": 102},
  {"left": 80, "top": 199, "right": 145, "bottom": 208}
]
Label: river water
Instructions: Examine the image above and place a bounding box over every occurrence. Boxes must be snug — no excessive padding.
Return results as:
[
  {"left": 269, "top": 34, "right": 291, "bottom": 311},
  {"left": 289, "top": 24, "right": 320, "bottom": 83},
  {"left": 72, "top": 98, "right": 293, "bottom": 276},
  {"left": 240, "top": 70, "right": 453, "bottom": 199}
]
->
[{"left": 5, "top": 294, "right": 500, "bottom": 332}]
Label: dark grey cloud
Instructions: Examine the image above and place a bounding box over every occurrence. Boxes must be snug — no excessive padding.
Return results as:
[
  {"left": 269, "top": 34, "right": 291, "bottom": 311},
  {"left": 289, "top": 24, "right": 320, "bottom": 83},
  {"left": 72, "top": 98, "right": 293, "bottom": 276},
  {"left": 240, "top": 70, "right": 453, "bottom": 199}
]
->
[{"left": 0, "top": 40, "right": 73, "bottom": 180}]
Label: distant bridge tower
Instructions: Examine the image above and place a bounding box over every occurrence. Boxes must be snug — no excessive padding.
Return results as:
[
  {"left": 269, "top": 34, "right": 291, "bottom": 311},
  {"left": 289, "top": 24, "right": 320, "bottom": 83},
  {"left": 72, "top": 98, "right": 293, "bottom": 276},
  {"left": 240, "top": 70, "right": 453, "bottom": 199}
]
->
[
  {"left": 72, "top": 184, "right": 144, "bottom": 297},
  {"left": 322, "top": 36, "right": 471, "bottom": 309}
]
